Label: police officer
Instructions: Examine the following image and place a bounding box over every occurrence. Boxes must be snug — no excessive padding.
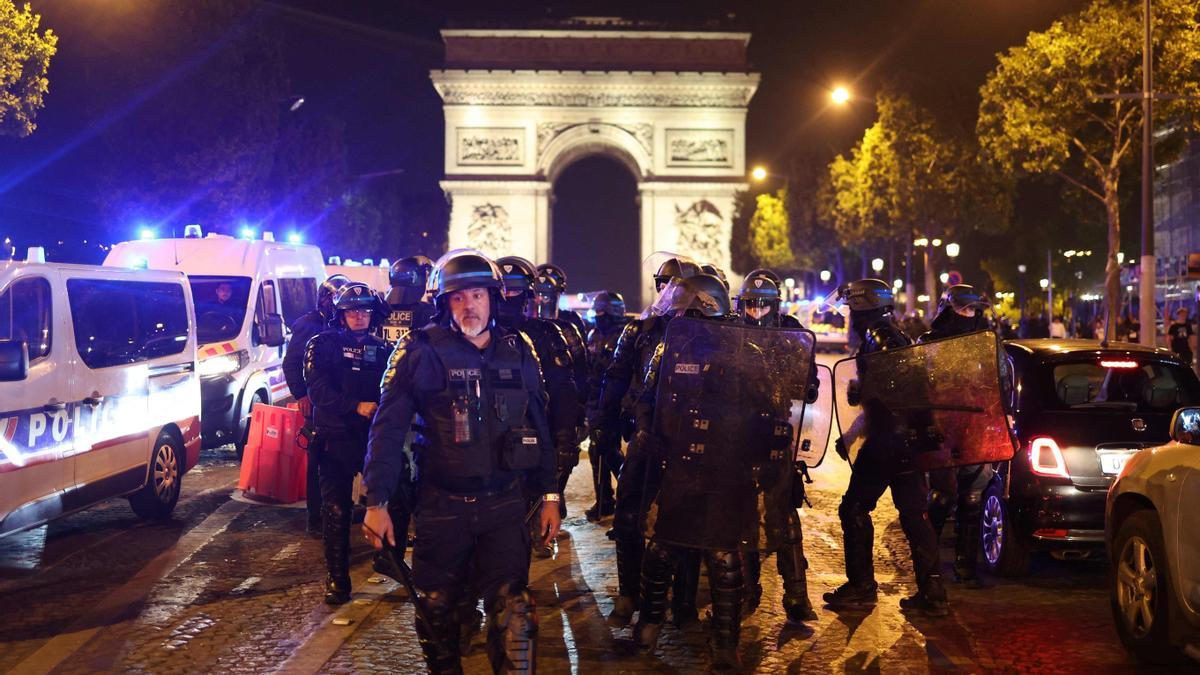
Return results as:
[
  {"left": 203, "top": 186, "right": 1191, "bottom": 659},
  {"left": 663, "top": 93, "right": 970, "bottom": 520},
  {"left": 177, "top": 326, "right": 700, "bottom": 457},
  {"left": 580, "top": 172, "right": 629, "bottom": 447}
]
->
[
  {"left": 742, "top": 268, "right": 802, "bottom": 328},
  {"left": 824, "top": 279, "right": 948, "bottom": 616},
  {"left": 632, "top": 274, "right": 752, "bottom": 668},
  {"left": 583, "top": 291, "right": 629, "bottom": 522},
  {"left": 303, "top": 282, "right": 390, "bottom": 604},
  {"left": 362, "top": 252, "right": 560, "bottom": 674},
  {"left": 733, "top": 275, "right": 818, "bottom": 622},
  {"left": 283, "top": 274, "right": 350, "bottom": 537},
  {"left": 594, "top": 258, "right": 699, "bottom": 626},
  {"left": 535, "top": 262, "right": 588, "bottom": 339},
  {"left": 494, "top": 257, "right": 581, "bottom": 539},
  {"left": 921, "top": 284, "right": 994, "bottom": 587},
  {"left": 383, "top": 256, "right": 437, "bottom": 345}
]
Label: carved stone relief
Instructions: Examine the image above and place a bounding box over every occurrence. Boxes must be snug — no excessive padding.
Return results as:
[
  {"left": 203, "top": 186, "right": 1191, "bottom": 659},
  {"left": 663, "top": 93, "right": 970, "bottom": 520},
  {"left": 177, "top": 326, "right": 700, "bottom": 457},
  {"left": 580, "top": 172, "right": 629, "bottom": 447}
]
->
[
  {"left": 535, "top": 121, "right": 653, "bottom": 160},
  {"left": 665, "top": 129, "right": 733, "bottom": 167},
  {"left": 467, "top": 203, "right": 511, "bottom": 255},
  {"left": 674, "top": 199, "right": 725, "bottom": 265},
  {"left": 457, "top": 128, "right": 524, "bottom": 166}
]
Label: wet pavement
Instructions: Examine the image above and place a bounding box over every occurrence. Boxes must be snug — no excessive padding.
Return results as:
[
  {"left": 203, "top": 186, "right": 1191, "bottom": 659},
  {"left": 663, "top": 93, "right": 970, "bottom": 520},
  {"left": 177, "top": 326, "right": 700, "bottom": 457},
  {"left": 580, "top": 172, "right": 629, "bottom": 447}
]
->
[{"left": 0, "top": 357, "right": 1159, "bottom": 673}]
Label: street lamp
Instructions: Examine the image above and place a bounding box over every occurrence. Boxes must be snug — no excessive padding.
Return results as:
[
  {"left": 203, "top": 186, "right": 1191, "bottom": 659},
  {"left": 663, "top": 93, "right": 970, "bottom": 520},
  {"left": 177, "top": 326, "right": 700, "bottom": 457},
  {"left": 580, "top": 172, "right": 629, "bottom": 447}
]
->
[
  {"left": 1018, "top": 264, "right": 1028, "bottom": 321},
  {"left": 819, "top": 270, "right": 831, "bottom": 282},
  {"left": 945, "top": 242, "right": 960, "bottom": 259},
  {"left": 1039, "top": 278, "right": 1050, "bottom": 290},
  {"left": 831, "top": 86, "right": 851, "bottom": 105},
  {"left": 750, "top": 165, "right": 768, "bottom": 182},
  {"left": 871, "top": 258, "right": 884, "bottom": 273},
  {"left": 939, "top": 272, "right": 950, "bottom": 285}
]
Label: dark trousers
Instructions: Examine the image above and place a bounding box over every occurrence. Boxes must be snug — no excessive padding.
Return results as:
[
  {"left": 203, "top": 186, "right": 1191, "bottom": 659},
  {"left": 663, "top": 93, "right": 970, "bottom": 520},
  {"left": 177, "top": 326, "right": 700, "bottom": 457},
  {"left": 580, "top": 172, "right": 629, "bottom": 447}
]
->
[
  {"left": 929, "top": 464, "right": 991, "bottom": 573},
  {"left": 589, "top": 432, "right": 623, "bottom": 511},
  {"left": 838, "top": 443, "right": 940, "bottom": 589},
  {"left": 318, "top": 435, "right": 366, "bottom": 583},
  {"left": 612, "top": 433, "right": 650, "bottom": 600},
  {"left": 305, "top": 432, "right": 324, "bottom": 525}
]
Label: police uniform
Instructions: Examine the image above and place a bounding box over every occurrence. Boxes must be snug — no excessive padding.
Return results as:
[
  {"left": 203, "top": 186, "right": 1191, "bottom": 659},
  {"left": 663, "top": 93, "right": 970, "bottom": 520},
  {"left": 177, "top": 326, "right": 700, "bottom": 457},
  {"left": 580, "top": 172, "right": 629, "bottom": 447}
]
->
[
  {"left": 583, "top": 293, "right": 629, "bottom": 520},
  {"left": 304, "top": 284, "right": 389, "bottom": 605},
  {"left": 363, "top": 252, "right": 556, "bottom": 674}
]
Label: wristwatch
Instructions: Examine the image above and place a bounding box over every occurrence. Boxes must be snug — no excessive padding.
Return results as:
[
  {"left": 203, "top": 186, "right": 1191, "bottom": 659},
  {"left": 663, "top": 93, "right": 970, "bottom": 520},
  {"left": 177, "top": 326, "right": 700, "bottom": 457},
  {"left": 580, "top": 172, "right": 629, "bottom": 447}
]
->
[{"left": 543, "top": 493, "right": 561, "bottom": 502}]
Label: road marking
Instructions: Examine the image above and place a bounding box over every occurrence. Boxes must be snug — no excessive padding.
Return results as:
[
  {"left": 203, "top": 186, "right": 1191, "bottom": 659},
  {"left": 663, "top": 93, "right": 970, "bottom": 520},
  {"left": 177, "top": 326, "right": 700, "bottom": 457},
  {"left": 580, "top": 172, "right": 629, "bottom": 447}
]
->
[
  {"left": 7, "top": 497, "right": 249, "bottom": 675},
  {"left": 272, "top": 541, "right": 302, "bottom": 561},
  {"left": 232, "top": 576, "right": 262, "bottom": 593}
]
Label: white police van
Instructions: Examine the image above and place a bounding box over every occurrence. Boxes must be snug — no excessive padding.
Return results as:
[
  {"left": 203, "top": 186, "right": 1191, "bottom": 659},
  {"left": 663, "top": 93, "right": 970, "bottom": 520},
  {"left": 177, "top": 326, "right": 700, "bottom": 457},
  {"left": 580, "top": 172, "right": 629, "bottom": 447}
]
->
[
  {"left": 0, "top": 250, "right": 201, "bottom": 538},
  {"left": 105, "top": 229, "right": 326, "bottom": 455}
]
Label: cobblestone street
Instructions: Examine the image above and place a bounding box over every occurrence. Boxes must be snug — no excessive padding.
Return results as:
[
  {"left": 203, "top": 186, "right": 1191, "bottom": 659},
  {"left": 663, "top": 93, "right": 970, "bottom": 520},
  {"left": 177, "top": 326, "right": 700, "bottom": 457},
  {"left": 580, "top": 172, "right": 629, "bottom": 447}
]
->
[{"left": 0, "top": 360, "right": 1155, "bottom": 673}]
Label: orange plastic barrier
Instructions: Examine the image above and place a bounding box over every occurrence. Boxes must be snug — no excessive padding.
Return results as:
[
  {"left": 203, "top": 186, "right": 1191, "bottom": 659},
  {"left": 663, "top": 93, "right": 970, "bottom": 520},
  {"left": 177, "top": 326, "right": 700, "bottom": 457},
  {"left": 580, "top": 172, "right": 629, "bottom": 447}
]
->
[{"left": 237, "top": 402, "right": 307, "bottom": 503}]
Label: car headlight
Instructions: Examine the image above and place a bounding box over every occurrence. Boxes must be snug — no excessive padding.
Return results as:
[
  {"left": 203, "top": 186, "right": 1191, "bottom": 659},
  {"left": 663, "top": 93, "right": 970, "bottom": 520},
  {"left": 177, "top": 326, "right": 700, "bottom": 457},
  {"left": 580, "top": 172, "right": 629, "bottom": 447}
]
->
[{"left": 198, "top": 350, "right": 248, "bottom": 378}]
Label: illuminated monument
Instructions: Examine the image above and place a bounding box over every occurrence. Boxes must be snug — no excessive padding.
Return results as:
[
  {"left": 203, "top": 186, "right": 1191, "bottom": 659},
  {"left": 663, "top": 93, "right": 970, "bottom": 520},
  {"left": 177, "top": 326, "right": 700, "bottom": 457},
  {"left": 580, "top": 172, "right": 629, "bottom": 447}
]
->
[{"left": 432, "top": 17, "right": 759, "bottom": 305}]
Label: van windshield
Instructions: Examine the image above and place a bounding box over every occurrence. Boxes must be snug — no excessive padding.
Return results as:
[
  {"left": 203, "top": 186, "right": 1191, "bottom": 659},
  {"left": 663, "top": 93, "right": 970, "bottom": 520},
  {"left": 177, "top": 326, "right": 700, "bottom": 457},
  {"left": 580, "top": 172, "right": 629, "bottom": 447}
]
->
[
  {"left": 1050, "top": 358, "right": 1200, "bottom": 413},
  {"left": 190, "top": 276, "right": 251, "bottom": 344}
]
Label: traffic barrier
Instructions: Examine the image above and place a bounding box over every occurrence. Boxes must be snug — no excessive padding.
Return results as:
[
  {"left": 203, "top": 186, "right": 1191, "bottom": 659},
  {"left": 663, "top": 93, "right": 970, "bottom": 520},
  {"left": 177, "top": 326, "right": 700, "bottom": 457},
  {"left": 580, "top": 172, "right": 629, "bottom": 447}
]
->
[{"left": 238, "top": 402, "right": 307, "bottom": 503}]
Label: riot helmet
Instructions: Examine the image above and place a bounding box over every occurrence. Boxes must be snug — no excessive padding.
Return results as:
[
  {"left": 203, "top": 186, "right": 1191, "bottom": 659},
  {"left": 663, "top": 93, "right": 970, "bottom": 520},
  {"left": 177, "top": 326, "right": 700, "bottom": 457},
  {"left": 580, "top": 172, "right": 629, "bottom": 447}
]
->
[
  {"left": 941, "top": 284, "right": 990, "bottom": 314},
  {"left": 746, "top": 267, "right": 783, "bottom": 287},
  {"left": 431, "top": 250, "right": 504, "bottom": 334},
  {"left": 837, "top": 278, "right": 894, "bottom": 313},
  {"left": 317, "top": 274, "right": 351, "bottom": 320},
  {"left": 700, "top": 263, "right": 730, "bottom": 291},
  {"left": 929, "top": 283, "right": 990, "bottom": 336},
  {"left": 389, "top": 255, "right": 433, "bottom": 288},
  {"left": 654, "top": 257, "right": 701, "bottom": 290},
  {"left": 592, "top": 291, "right": 626, "bottom": 318},
  {"left": 683, "top": 274, "right": 732, "bottom": 318},
  {"left": 536, "top": 263, "right": 568, "bottom": 292},
  {"left": 333, "top": 282, "right": 385, "bottom": 331},
  {"left": 737, "top": 276, "right": 782, "bottom": 324},
  {"left": 495, "top": 256, "right": 537, "bottom": 322},
  {"left": 532, "top": 272, "right": 560, "bottom": 320}
]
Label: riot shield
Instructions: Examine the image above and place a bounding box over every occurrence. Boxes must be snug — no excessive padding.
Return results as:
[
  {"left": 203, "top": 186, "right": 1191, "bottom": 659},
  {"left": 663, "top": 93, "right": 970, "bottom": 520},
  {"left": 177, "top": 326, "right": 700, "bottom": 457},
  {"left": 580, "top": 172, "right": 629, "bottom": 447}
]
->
[
  {"left": 832, "top": 330, "right": 1015, "bottom": 472},
  {"left": 642, "top": 316, "right": 816, "bottom": 552},
  {"left": 795, "top": 364, "right": 834, "bottom": 469}
]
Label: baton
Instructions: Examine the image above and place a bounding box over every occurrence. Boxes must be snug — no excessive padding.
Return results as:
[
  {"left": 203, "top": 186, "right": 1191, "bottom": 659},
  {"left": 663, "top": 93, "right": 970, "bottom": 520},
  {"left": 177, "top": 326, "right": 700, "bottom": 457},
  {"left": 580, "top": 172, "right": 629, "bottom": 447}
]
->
[{"left": 360, "top": 523, "right": 454, "bottom": 660}]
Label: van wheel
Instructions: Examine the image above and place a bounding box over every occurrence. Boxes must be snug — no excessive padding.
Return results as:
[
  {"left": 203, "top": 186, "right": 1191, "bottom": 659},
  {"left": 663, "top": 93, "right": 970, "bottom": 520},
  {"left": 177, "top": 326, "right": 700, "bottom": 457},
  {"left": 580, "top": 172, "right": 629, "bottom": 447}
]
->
[
  {"left": 1111, "top": 510, "right": 1184, "bottom": 664},
  {"left": 981, "top": 481, "right": 1030, "bottom": 577},
  {"left": 235, "top": 391, "right": 267, "bottom": 460},
  {"left": 129, "top": 432, "right": 183, "bottom": 519}
]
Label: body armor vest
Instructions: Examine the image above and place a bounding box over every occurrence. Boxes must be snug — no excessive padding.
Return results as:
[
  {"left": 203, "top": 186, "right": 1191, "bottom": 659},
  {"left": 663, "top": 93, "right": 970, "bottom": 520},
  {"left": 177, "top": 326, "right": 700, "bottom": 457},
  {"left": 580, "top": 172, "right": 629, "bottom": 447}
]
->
[
  {"left": 621, "top": 315, "right": 669, "bottom": 414},
  {"left": 417, "top": 326, "right": 531, "bottom": 481},
  {"left": 316, "top": 330, "right": 388, "bottom": 431}
]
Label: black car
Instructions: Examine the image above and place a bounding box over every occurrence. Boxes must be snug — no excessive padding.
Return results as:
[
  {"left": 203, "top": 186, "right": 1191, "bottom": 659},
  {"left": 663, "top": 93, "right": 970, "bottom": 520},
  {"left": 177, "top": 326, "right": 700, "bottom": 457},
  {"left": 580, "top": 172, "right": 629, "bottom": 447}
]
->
[{"left": 982, "top": 339, "right": 1200, "bottom": 576}]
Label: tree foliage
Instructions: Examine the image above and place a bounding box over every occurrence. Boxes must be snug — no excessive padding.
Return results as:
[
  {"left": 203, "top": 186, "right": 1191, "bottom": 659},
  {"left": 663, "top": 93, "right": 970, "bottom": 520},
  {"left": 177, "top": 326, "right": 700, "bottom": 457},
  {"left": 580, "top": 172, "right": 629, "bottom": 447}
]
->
[
  {"left": 0, "top": 1, "right": 57, "bottom": 138},
  {"left": 749, "top": 189, "right": 795, "bottom": 270},
  {"left": 977, "top": 0, "right": 1200, "bottom": 335}
]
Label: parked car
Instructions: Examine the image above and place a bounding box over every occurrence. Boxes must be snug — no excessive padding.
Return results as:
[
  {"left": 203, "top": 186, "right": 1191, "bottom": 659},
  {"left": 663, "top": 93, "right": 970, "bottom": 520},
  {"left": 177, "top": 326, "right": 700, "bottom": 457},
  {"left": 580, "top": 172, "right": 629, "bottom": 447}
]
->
[
  {"left": 106, "top": 229, "right": 325, "bottom": 455},
  {"left": 1106, "top": 406, "right": 1200, "bottom": 664},
  {"left": 0, "top": 250, "right": 202, "bottom": 538},
  {"left": 982, "top": 339, "right": 1200, "bottom": 576}
]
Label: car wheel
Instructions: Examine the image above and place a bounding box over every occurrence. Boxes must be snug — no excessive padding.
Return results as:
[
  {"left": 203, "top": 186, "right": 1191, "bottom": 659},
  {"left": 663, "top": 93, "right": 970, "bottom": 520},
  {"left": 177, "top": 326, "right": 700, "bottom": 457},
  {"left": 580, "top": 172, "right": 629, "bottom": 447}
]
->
[
  {"left": 1111, "top": 510, "right": 1183, "bottom": 664},
  {"left": 981, "top": 481, "right": 1030, "bottom": 577},
  {"left": 235, "top": 390, "right": 267, "bottom": 460},
  {"left": 129, "top": 431, "right": 183, "bottom": 519}
]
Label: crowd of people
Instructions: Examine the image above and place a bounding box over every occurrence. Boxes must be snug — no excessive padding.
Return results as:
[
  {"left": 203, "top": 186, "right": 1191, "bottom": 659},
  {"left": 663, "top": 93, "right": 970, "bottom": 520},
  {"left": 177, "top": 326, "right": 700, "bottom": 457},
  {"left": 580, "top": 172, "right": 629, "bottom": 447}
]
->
[{"left": 279, "top": 250, "right": 1010, "bottom": 673}]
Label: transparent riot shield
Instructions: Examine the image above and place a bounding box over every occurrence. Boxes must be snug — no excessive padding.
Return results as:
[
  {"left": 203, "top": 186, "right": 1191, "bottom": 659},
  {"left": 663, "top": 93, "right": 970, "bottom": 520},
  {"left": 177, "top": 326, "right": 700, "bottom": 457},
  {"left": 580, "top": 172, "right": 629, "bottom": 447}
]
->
[
  {"left": 642, "top": 316, "right": 816, "bottom": 552},
  {"left": 832, "top": 330, "right": 1015, "bottom": 472},
  {"left": 795, "top": 364, "right": 834, "bottom": 469}
]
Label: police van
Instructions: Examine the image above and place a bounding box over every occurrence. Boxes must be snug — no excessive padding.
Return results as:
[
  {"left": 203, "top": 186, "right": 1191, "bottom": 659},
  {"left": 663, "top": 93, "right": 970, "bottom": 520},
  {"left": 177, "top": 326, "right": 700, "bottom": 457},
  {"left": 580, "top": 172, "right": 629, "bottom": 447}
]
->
[
  {"left": 326, "top": 261, "right": 389, "bottom": 293},
  {"left": 105, "top": 230, "right": 326, "bottom": 454},
  {"left": 0, "top": 251, "right": 202, "bottom": 538}
]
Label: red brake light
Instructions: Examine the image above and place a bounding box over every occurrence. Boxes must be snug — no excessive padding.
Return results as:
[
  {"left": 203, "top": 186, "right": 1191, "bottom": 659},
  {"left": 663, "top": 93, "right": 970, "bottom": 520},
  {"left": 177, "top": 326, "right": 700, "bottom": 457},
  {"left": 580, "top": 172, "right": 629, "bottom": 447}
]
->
[
  {"left": 1029, "top": 437, "right": 1070, "bottom": 478},
  {"left": 1100, "top": 360, "right": 1138, "bottom": 369}
]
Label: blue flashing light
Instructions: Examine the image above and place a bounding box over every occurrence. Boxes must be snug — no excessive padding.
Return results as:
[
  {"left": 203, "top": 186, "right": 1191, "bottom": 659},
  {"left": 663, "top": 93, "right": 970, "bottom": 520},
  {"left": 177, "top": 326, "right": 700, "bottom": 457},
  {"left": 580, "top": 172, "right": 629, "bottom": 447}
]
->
[
  {"left": 240, "top": 227, "right": 256, "bottom": 240},
  {"left": 138, "top": 227, "right": 156, "bottom": 240},
  {"left": 287, "top": 232, "right": 302, "bottom": 244}
]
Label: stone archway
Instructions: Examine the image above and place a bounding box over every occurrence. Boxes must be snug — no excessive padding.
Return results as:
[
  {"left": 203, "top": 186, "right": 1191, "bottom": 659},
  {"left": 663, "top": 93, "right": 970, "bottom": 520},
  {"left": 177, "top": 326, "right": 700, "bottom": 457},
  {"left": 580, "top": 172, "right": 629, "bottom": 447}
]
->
[{"left": 432, "top": 19, "right": 760, "bottom": 306}]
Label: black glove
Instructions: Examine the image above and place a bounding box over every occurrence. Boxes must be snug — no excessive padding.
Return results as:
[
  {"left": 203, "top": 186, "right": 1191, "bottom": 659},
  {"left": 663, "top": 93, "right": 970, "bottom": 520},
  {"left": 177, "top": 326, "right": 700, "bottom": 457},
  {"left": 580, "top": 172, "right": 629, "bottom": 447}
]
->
[
  {"left": 846, "top": 379, "right": 861, "bottom": 407},
  {"left": 835, "top": 437, "right": 849, "bottom": 462}
]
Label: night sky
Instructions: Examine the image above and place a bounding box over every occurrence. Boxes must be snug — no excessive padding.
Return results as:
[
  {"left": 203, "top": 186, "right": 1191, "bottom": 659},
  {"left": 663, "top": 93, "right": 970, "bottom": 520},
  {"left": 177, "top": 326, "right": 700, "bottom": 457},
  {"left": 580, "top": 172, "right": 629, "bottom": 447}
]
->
[{"left": 0, "top": 0, "right": 1090, "bottom": 271}]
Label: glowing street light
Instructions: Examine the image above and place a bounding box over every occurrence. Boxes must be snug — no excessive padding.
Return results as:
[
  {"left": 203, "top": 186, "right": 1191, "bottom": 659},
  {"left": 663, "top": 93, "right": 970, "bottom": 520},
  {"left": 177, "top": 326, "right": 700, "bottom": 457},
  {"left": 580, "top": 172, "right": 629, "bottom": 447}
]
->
[
  {"left": 939, "top": 272, "right": 950, "bottom": 284},
  {"left": 831, "top": 86, "right": 851, "bottom": 105},
  {"left": 1039, "top": 278, "right": 1050, "bottom": 289},
  {"left": 871, "top": 258, "right": 885, "bottom": 273},
  {"left": 1018, "top": 264, "right": 1028, "bottom": 274},
  {"left": 945, "top": 242, "right": 960, "bottom": 258},
  {"left": 819, "top": 270, "right": 831, "bottom": 282},
  {"left": 750, "top": 166, "right": 768, "bottom": 182}
]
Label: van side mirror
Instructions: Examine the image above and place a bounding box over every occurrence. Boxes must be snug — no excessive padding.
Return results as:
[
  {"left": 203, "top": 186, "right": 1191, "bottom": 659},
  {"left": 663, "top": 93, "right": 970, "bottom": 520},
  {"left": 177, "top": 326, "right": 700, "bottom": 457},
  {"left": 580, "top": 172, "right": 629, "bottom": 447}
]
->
[
  {"left": 1170, "top": 407, "right": 1200, "bottom": 445},
  {"left": 0, "top": 339, "right": 29, "bottom": 381},
  {"left": 257, "top": 313, "right": 285, "bottom": 348}
]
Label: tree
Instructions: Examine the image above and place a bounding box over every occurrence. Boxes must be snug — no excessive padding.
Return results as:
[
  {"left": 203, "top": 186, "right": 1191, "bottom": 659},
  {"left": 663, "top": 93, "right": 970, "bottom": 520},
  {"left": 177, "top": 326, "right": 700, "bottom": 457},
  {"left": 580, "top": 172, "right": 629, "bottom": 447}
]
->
[
  {"left": 749, "top": 189, "right": 795, "bottom": 270},
  {"left": 978, "top": 0, "right": 1200, "bottom": 337},
  {"left": 0, "top": 0, "right": 57, "bottom": 138}
]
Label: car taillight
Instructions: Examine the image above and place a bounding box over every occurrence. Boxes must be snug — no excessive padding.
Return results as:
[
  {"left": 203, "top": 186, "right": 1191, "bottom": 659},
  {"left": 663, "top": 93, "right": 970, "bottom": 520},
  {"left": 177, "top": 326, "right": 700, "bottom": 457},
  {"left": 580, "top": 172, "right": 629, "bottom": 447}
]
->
[
  {"left": 1029, "top": 437, "right": 1070, "bottom": 478},
  {"left": 1100, "top": 360, "right": 1138, "bottom": 369}
]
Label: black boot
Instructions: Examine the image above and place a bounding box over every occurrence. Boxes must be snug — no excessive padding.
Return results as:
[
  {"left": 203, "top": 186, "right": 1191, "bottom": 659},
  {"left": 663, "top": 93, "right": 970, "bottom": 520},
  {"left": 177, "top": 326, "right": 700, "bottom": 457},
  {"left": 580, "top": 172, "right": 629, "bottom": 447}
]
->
[
  {"left": 777, "top": 543, "right": 817, "bottom": 622},
  {"left": 487, "top": 583, "right": 537, "bottom": 674},
  {"left": 634, "top": 541, "right": 674, "bottom": 649},
  {"left": 954, "top": 501, "right": 984, "bottom": 587},
  {"left": 608, "top": 533, "right": 643, "bottom": 626},
  {"left": 827, "top": 503, "right": 878, "bottom": 608},
  {"left": 416, "top": 590, "right": 463, "bottom": 674},
  {"left": 671, "top": 550, "right": 701, "bottom": 628},
  {"left": 322, "top": 502, "right": 351, "bottom": 605},
  {"left": 741, "top": 552, "right": 762, "bottom": 618},
  {"left": 900, "top": 573, "right": 949, "bottom": 617},
  {"left": 706, "top": 550, "right": 744, "bottom": 671},
  {"left": 822, "top": 581, "right": 878, "bottom": 609}
]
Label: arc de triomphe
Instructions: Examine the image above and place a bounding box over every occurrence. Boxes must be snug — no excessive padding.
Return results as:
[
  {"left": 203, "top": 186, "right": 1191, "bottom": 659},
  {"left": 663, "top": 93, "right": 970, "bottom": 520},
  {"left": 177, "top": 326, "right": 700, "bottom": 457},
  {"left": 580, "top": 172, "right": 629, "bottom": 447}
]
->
[{"left": 432, "top": 19, "right": 759, "bottom": 306}]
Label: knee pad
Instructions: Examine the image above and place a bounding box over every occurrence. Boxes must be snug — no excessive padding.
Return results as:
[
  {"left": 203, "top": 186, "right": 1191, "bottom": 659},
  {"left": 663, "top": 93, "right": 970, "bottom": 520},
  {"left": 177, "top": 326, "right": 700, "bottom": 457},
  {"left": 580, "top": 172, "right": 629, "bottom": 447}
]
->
[
  {"left": 611, "top": 506, "right": 640, "bottom": 538},
  {"left": 488, "top": 583, "right": 537, "bottom": 675},
  {"left": 839, "top": 500, "right": 871, "bottom": 530}
]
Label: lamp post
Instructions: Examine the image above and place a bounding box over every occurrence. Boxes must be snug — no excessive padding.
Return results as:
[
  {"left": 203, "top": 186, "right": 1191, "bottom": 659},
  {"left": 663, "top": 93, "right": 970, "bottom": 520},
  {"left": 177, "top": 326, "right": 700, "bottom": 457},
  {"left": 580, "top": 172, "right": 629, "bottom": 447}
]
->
[
  {"left": 1018, "top": 264, "right": 1028, "bottom": 322},
  {"left": 1140, "top": 0, "right": 1156, "bottom": 347}
]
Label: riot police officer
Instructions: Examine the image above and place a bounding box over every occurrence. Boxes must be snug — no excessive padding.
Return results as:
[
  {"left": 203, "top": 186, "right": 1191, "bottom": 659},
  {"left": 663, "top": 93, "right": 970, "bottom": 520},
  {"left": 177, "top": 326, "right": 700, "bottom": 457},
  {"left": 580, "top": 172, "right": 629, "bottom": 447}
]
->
[
  {"left": 303, "top": 282, "right": 390, "bottom": 604},
  {"left": 283, "top": 274, "right": 350, "bottom": 537},
  {"left": 583, "top": 291, "right": 629, "bottom": 522},
  {"left": 594, "top": 257, "right": 699, "bottom": 626},
  {"left": 535, "top": 262, "right": 588, "bottom": 339},
  {"left": 824, "top": 279, "right": 948, "bottom": 616},
  {"left": 733, "top": 274, "right": 818, "bottom": 622},
  {"left": 362, "top": 251, "right": 560, "bottom": 674},
  {"left": 383, "top": 256, "right": 437, "bottom": 345},
  {"left": 495, "top": 257, "right": 582, "bottom": 530},
  {"left": 922, "top": 284, "right": 994, "bottom": 587}
]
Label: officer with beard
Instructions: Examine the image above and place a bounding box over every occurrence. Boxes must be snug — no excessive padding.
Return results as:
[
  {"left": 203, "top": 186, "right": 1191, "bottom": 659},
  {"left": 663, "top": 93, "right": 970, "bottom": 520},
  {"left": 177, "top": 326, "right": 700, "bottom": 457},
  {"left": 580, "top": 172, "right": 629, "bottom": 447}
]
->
[
  {"left": 495, "top": 257, "right": 582, "bottom": 531},
  {"left": 921, "top": 284, "right": 994, "bottom": 587},
  {"left": 734, "top": 276, "right": 819, "bottom": 623},
  {"left": 283, "top": 274, "right": 350, "bottom": 538},
  {"left": 824, "top": 279, "right": 947, "bottom": 616},
  {"left": 363, "top": 252, "right": 560, "bottom": 674},
  {"left": 382, "top": 256, "right": 438, "bottom": 346},
  {"left": 535, "top": 262, "right": 588, "bottom": 339},
  {"left": 632, "top": 274, "right": 750, "bottom": 669},
  {"left": 583, "top": 291, "right": 629, "bottom": 522},
  {"left": 595, "top": 257, "right": 701, "bottom": 627},
  {"left": 303, "top": 283, "right": 390, "bottom": 604}
]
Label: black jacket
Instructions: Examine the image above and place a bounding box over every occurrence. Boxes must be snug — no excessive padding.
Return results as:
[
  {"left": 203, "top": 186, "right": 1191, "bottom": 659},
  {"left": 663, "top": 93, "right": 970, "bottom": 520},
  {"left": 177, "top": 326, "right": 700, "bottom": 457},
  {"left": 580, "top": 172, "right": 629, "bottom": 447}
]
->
[{"left": 283, "top": 309, "right": 328, "bottom": 400}]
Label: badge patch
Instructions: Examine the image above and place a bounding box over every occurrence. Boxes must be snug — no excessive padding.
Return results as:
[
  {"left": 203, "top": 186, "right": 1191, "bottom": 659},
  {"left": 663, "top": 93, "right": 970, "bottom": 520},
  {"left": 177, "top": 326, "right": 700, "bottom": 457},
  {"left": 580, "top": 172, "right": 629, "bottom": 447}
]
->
[{"left": 675, "top": 363, "right": 701, "bottom": 374}]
